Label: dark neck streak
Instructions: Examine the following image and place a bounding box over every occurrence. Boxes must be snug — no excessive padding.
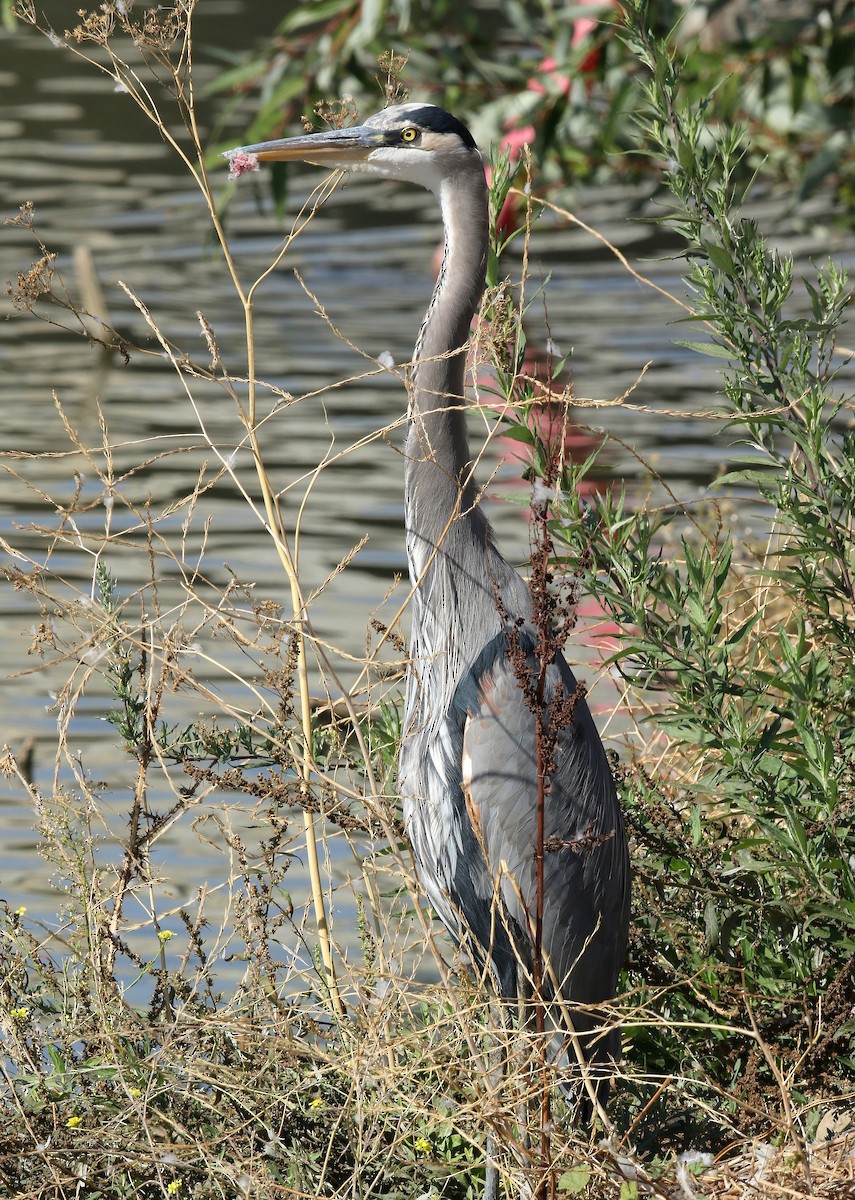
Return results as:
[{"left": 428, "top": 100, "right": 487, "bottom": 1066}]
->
[{"left": 404, "top": 164, "right": 490, "bottom": 587}]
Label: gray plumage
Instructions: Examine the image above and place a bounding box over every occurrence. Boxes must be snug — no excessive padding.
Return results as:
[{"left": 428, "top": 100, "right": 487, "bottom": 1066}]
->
[{"left": 227, "top": 103, "right": 630, "bottom": 1100}]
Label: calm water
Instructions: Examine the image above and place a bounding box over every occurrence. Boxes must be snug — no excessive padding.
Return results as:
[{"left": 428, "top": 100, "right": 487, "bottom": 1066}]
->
[{"left": 1, "top": 5, "right": 852, "bottom": 985}]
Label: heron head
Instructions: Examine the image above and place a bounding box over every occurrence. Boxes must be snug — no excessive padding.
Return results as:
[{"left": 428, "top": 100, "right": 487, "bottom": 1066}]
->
[{"left": 224, "top": 103, "right": 482, "bottom": 194}]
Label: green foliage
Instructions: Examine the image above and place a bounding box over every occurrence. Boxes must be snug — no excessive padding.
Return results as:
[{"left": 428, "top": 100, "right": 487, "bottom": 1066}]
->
[
  {"left": 208, "top": 0, "right": 636, "bottom": 187},
  {"left": 529, "top": 1, "right": 855, "bottom": 1143},
  {"left": 212, "top": 0, "right": 855, "bottom": 212}
]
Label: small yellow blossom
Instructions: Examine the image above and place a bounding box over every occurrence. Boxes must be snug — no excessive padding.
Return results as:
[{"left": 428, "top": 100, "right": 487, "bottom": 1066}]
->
[
  {"left": 414, "top": 1136, "right": 433, "bottom": 1157},
  {"left": 157, "top": 930, "right": 175, "bottom": 943},
  {"left": 14, "top": 906, "right": 27, "bottom": 917},
  {"left": 129, "top": 1087, "right": 143, "bottom": 1098},
  {"left": 309, "top": 1097, "right": 324, "bottom": 1110},
  {"left": 166, "top": 1183, "right": 183, "bottom": 1196},
  {"left": 66, "top": 1115, "right": 82, "bottom": 1128},
  {"left": 10, "top": 1007, "right": 30, "bottom": 1022}
]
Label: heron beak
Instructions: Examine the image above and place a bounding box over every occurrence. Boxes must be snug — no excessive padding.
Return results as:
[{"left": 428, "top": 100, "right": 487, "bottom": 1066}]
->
[{"left": 223, "top": 124, "right": 386, "bottom": 168}]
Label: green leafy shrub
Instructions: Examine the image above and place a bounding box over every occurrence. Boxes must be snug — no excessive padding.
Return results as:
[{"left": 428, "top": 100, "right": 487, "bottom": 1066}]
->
[{"left": 516, "top": 1, "right": 855, "bottom": 1147}]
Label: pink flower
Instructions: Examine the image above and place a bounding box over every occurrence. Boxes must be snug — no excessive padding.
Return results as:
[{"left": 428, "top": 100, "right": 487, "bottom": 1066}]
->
[{"left": 226, "top": 151, "right": 259, "bottom": 181}]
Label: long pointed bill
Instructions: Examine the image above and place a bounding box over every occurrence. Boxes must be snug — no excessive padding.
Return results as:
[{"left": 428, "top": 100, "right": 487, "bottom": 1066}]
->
[{"left": 223, "top": 124, "right": 388, "bottom": 169}]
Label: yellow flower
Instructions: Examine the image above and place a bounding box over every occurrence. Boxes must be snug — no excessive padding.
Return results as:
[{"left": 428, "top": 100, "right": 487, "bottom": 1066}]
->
[
  {"left": 129, "top": 1087, "right": 143, "bottom": 1098},
  {"left": 157, "top": 930, "right": 175, "bottom": 943},
  {"left": 10, "top": 1006, "right": 30, "bottom": 1022},
  {"left": 414, "top": 1136, "right": 433, "bottom": 1157},
  {"left": 166, "top": 1183, "right": 182, "bottom": 1196},
  {"left": 13, "top": 906, "right": 27, "bottom": 917},
  {"left": 309, "top": 1097, "right": 324, "bottom": 1110},
  {"left": 66, "top": 1115, "right": 82, "bottom": 1128}
]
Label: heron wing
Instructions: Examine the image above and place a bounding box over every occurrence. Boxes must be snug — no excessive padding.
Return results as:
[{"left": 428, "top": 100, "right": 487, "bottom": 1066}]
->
[{"left": 455, "top": 629, "right": 630, "bottom": 1008}]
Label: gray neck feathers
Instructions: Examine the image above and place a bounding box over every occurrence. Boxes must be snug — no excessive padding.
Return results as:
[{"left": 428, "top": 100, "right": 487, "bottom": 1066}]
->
[
  {"left": 401, "top": 158, "right": 530, "bottom": 708},
  {"left": 404, "top": 162, "right": 490, "bottom": 586},
  {"left": 402, "top": 157, "right": 531, "bottom": 732}
]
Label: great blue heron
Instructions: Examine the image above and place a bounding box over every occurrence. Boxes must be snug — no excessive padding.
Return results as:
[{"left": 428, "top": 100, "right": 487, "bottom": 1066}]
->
[{"left": 226, "top": 102, "right": 630, "bottom": 1114}]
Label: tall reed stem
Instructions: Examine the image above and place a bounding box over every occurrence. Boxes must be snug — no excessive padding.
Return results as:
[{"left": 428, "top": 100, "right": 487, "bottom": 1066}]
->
[{"left": 240, "top": 299, "right": 344, "bottom": 1021}]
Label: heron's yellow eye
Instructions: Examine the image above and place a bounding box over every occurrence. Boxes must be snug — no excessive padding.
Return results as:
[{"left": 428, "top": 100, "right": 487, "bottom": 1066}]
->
[{"left": 400, "top": 127, "right": 419, "bottom": 142}]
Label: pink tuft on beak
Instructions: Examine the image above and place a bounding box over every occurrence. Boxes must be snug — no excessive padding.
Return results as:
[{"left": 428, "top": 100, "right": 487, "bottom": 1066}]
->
[{"left": 226, "top": 150, "right": 260, "bottom": 181}]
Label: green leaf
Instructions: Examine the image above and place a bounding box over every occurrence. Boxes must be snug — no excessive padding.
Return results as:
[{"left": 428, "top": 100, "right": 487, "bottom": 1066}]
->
[
  {"left": 673, "top": 338, "right": 735, "bottom": 359},
  {"left": 724, "top": 612, "right": 762, "bottom": 648},
  {"left": 558, "top": 1165, "right": 591, "bottom": 1194},
  {"left": 280, "top": 0, "right": 350, "bottom": 33},
  {"left": 500, "top": 423, "right": 535, "bottom": 445},
  {"left": 46, "top": 1045, "right": 67, "bottom": 1074},
  {"left": 690, "top": 803, "right": 703, "bottom": 847},
  {"left": 702, "top": 240, "right": 735, "bottom": 275},
  {"left": 712, "top": 468, "right": 779, "bottom": 489}
]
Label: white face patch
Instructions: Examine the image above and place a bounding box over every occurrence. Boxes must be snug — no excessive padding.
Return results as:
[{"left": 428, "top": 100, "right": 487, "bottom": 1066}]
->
[{"left": 355, "top": 145, "right": 447, "bottom": 194}]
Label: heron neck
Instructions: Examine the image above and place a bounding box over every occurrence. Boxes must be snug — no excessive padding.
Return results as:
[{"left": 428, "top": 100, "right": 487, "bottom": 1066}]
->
[{"left": 404, "top": 165, "right": 490, "bottom": 572}]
